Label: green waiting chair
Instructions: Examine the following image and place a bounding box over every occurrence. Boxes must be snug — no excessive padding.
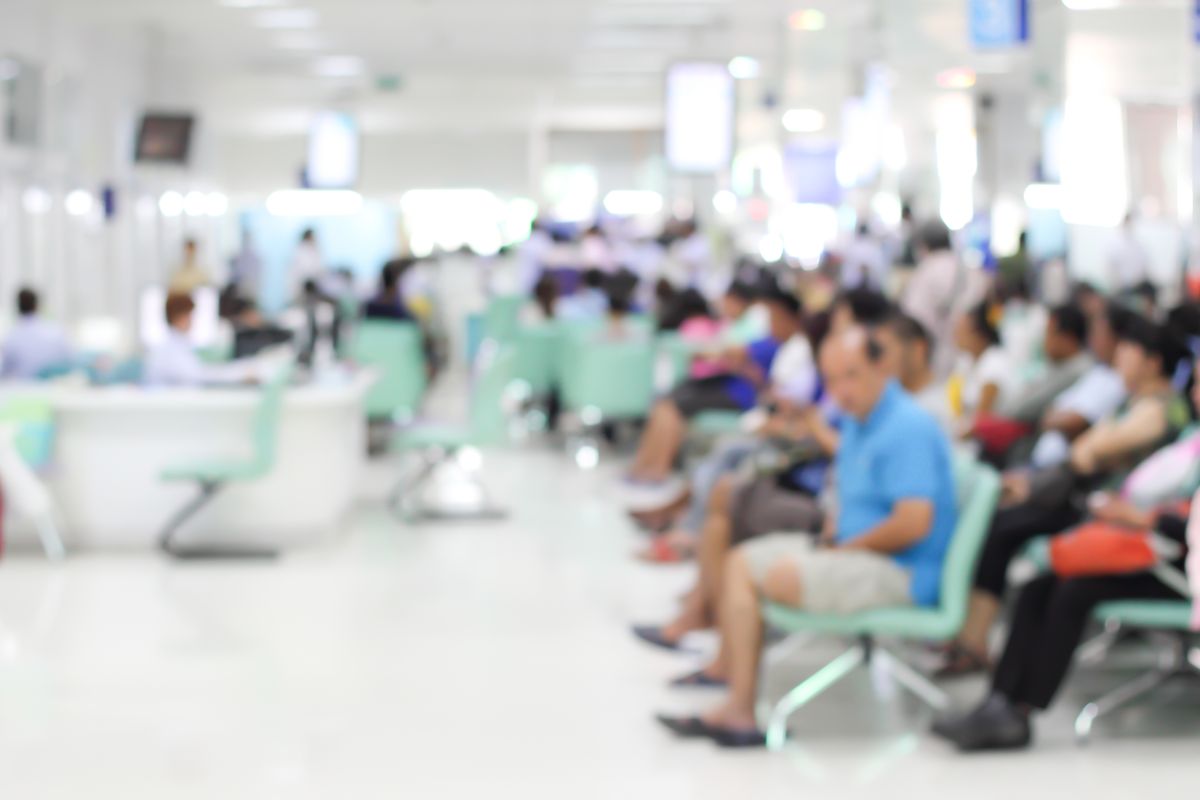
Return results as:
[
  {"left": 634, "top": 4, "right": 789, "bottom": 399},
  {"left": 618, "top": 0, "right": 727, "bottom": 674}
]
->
[
  {"left": 762, "top": 454, "right": 1001, "bottom": 749},
  {"left": 483, "top": 295, "right": 525, "bottom": 344},
  {"left": 348, "top": 321, "right": 427, "bottom": 423},
  {"left": 388, "top": 341, "right": 518, "bottom": 521},
  {"left": 0, "top": 397, "right": 65, "bottom": 560},
  {"left": 513, "top": 322, "right": 562, "bottom": 399},
  {"left": 157, "top": 365, "right": 293, "bottom": 559},
  {"left": 1074, "top": 568, "right": 1197, "bottom": 743}
]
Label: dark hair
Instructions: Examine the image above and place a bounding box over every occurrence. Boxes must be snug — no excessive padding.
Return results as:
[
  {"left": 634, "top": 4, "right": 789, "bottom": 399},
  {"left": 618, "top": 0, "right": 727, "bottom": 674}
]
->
[
  {"left": 16, "top": 287, "right": 38, "bottom": 316},
  {"left": 1103, "top": 302, "right": 1135, "bottom": 339},
  {"left": 760, "top": 288, "right": 802, "bottom": 318},
  {"left": 164, "top": 292, "right": 196, "bottom": 326},
  {"left": 183, "top": 238, "right": 197, "bottom": 249},
  {"left": 1118, "top": 314, "right": 1190, "bottom": 378},
  {"left": 657, "top": 288, "right": 711, "bottom": 331},
  {"left": 604, "top": 271, "right": 638, "bottom": 315},
  {"left": 834, "top": 288, "right": 892, "bottom": 327},
  {"left": 300, "top": 228, "right": 316, "bottom": 241},
  {"left": 965, "top": 303, "right": 1001, "bottom": 347},
  {"left": 725, "top": 281, "right": 757, "bottom": 304},
  {"left": 1166, "top": 302, "right": 1200, "bottom": 340},
  {"left": 865, "top": 335, "right": 886, "bottom": 363},
  {"left": 582, "top": 269, "right": 606, "bottom": 290},
  {"left": 916, "top": 220, "right": 952, "bottom": 252},
  {"left": 886, "top": 311, "right": 933, "bottom": 352},
  {"left": 805, "top": 310, "right": 832, "bottom": 353},
  {"left": 1049, "top": 304, "right": 1088, "bottom": 345},
  {"left": 534, "top": 274, "right": 558, "bottom": 319}
]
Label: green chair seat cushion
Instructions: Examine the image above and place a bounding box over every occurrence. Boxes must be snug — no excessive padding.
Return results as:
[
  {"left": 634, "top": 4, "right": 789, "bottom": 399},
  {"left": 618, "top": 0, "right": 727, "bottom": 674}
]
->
[
  {"left": 161, "top": 460, "right": 265, "bottom": 483},
  {"left": 1093, "top": 600, "right": 1193, "bottom": 631},
  {"left": 691, "top": 410, "right": 744, "bottom": 436},
  {"left": 396, "top": 424, "right": 472, "bottom": 451},
  {"left": 764, "top": 602, "right": 959, "bottom": 642}
]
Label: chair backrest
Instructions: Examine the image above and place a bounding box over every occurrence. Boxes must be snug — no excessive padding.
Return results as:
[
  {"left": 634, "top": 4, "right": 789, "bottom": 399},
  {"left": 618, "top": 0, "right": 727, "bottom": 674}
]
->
[
  {"left": 559, "top": 336, "right": 656, "bottom": 420},
  {"left": 348, "top": 320, "right": 426, "bottom": 420},
  {"left": 483, "top": 295, "right": 525, "bottom": 343},
  {"left": 469, "top": 341, "right": 520, "bottom": 446},
  {"left": 0, "top": 397, "right": 54, "bottom": 469},
  {"left": 251, "top": 363, "right": 294, "bottom": 472},
  {"left": 936, "top": 453, "right": 1001, "bottom": 627},
  {"left": 513, "top": 322, "right": 562, "bottom": 396}
]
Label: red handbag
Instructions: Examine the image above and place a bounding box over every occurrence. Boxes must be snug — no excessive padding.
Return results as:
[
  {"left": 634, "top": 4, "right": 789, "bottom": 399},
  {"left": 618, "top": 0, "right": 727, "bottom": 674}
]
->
[
  {"left": 972, "top": 415, "right": 1033, "bottom": 458},
  {"left": 1048, "top": 522, "right": 1158, "bottom": 577}
]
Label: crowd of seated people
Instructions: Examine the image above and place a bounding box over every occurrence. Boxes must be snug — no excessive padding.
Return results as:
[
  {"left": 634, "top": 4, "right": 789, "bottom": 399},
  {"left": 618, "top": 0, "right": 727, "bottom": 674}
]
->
[{"left": 565, "top": 223, "right": 1200, "bottom": 752}]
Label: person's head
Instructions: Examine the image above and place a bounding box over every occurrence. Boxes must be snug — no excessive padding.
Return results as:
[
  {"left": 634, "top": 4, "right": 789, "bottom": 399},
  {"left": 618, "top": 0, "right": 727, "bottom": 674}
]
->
[
  {"left": 582, "top": 268, "right": 606, "bottom": 290},
  {"left": 1114, "top": 314, "right": 1189, "bottom": 393},
  {"left": 164, "top": 292, "right": 196, "bottom": 333},
  {"left": 720, "top": 282, "right": 757, "bottom": 321},
  {"left": 1017, "top": 230, "right": 1028, "bottom": 250},
  {"left": 534, "top": 274, "right": 558, "bottom": 318},
  {"left": 16, "top": 287, "right": 38, "bottom": 317},
  {"left": 1044, "top": 304, "right": 1088, "bottom": 363},
  {"left": 654, "top": 278, "right": 676, "bottom": 306},
  {"left": 760, "top": 289, "right": 803, "bottom": 342},
  {"left": 183, "top": 238, "right": 198, "bottom": 261},
  {"left": 856, "top": 222, "right": 870, "bottom": 238},
  {"left": 830, "top": 288, "right": 892, "bottom": 335},
  {"left": 1090, "top": 302, "right": 1132, "bottom": 365},
  {"left": 605, "top": 275, "right": 636, "bottom": 317},
  {"left": 915, "top": 220, "right": 952, "bottom": 257},
  {"left": 1073, "top": 282, "right": 1106, "bottom": 319},
  {"left": 954, "top": 302, "right": 1000, "bottom": 357},
  {"left": 300, "top": 228, "right": 316, "bottom": 243},
  {"left": 878, "top": 312, "right": 934, "bottom": 389},
  {"left": 819, "top": 326, "right": 891, "bottom": 420}
]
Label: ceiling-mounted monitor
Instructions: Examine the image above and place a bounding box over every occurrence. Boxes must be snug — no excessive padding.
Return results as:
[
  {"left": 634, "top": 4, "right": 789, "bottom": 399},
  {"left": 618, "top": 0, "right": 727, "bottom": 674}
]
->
[{"left": 134, "top": 113, "right": 195, "bottom": 165}]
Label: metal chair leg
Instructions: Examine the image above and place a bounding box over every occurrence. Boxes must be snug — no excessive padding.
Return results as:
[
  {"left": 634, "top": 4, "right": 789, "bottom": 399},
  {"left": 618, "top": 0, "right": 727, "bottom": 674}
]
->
[
  {"left": 388, "top": 452, "right": 440, "bottom": 519},
  {"left": 1075, "top": 668, "right": 1174, "bottom": 744},
  {"left": 158, "top": 483, "right": 277, "bottom": 560},
  {"left": 766, "top": 644, "right": 867, "bottom": 751},
  {"left": 873, "top": 645, "right": 951, "bottom": 711},
  {"left": 33, "top": 513, "right": 66, "bottom": 561}
]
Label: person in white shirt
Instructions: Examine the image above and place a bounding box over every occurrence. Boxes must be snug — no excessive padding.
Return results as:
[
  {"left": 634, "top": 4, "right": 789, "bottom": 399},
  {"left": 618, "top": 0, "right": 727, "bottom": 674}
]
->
[
  {"left": 840, "top": 224, "right": 888, "bottom": 291},
  {"left": 288, "top": 228, "right": 324, "bottom": 304},
  {"left": 168, "top": 238, "right": 214, "bottom": 295},
  {"left": 1107, "top": 213, "right": 1151, "bottom": 296},
  {"left": 953, "top": 303, "right": 1013, "bottom": 435},
  {"left": 1, "top": 288, "right": 73, "bottom": 380},
  {"left": 144, "top": 294, "right": 256, "bottom": 388}
]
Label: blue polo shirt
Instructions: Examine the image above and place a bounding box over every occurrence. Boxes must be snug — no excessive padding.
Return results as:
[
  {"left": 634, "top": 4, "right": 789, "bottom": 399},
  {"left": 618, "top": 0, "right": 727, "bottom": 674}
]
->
[
  {"left": 722, "top": 336, "right": 781, "bottom": 410},
  {"left": 834, "top": 381, "right": 958, "bottom": 607}
]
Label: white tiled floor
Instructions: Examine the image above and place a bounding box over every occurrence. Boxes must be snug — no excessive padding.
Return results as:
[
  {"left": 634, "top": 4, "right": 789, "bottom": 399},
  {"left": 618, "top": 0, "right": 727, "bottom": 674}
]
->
[{"left": 0, "top": 446, "right": 1196, "bottom": 798}]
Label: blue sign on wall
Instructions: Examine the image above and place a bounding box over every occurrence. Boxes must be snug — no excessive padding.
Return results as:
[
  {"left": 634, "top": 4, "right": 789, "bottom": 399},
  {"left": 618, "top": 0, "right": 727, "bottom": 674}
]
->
[{"left": 970, "top": 0, "right": 1029, "bottom": 49}]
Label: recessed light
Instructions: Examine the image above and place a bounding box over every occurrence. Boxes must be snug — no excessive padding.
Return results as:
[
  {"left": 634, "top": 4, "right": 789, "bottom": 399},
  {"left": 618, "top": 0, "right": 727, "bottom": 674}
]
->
[
  {"left": 727, "top": 56, "right": 760, "bottom": 80},
  {"left": 313, "top": 56, "right": 365, "bottom": 77},
  {"left": 788, "top": 9, "right": 826, "bottom": 31},
  {"left": 782, "top": 108, "right": 825, "bottom": 133},
  {"left": 254, "top": 8, "right": 318, "bottom": 29}
]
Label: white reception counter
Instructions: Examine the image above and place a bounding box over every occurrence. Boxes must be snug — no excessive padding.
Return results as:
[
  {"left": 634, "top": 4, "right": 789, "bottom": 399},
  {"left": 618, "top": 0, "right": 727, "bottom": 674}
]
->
[{"left": 47, "top": 371, "right": 373, "bottom": 551}]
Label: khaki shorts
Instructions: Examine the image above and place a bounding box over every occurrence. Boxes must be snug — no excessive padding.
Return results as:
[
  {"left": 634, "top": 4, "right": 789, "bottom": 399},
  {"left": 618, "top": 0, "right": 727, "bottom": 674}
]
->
[{"left": 740, "top": 535, "right": 912, "bottom": 615}]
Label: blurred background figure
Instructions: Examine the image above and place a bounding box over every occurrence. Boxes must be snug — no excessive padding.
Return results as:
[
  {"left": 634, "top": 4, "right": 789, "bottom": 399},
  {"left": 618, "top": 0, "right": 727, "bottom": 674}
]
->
[
  {"left": 168, "top": 238, "right": 213, "bottom": 294},
  {"left": 1, "top": 288, "right": 72, "bottom": 380}
]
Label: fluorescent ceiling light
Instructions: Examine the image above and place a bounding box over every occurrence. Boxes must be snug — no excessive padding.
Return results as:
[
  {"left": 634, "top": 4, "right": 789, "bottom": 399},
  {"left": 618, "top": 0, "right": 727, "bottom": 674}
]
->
[
  {"left": 205, "top": 192, "right": 229, "bottom": 217},
  {"left": 313, "top": 56, "right": 365, "bottom": 77},
  {"left": 255, "top": 8, "right": 318, "bottom": 29},
  {"left": 183, "top": 191, "right": 208, "bottom": 217},
  {"left": 159, "top": 191, "right": 184, "bottom": 217},
  {"left": 65, "top": 190, "right": 94, "bottom": 217},
  {"left": 276, "top": 32, "right": 329, "bottom": 50},
  {"left": 727, "top": 56, "right": 760, "bottom": 80},
  {"left": 936, "top": 67, "right": 976, "bottom": 89},
  {"left": 712, "top": 189, "right": 738, "bottom": 215},
  {"left": 603, "top": 190, "right": 663, "bottom": 217},
  {"left": 782, "top": 108, "right": 825, "bottom": 133},
  {"left": 266, "top": 189, "right": 363, "bottom": 217},
  {"left": 788, "top": 9, "right": 826, "bottom": 31}
]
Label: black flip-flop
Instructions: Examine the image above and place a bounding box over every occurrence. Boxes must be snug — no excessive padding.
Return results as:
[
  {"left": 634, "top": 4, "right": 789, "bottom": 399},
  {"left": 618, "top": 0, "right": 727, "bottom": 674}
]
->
[
  {"left": 655, "top": 714, "right": 711, "bottom": 738},
  {"left": 670, "top": 670, "right": 727, "bottom": 689},
  {"left": 655, "top": 714, "right": 765, "bottom": 748},
  {"left": 632, "top": 625, "right": 686, "bottom": 652}
]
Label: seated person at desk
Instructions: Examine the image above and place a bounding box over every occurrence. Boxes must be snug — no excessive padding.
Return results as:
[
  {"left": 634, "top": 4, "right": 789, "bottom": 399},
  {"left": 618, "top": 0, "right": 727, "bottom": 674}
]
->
[
  {"left": 1, "top": 287, "right": 73, "bottom": 380},
  {"left": 144, "top": 293, "right": 256, "bottom": 388}
]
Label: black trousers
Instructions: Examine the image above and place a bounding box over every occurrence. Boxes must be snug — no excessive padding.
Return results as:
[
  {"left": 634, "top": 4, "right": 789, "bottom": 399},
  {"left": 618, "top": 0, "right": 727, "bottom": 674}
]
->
[
  {"left": 993, "top": 572, "right": 1183, "bottom": 709},
  {"left": 974, "top": 501, "right": 1084, "bottom": 598}
]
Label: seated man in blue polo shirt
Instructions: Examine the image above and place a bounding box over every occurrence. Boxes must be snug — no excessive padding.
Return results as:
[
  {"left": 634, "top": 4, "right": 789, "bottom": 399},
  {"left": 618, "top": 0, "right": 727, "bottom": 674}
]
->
[{"left": 656, "top": 327, "right": 958, "bottom": 747}]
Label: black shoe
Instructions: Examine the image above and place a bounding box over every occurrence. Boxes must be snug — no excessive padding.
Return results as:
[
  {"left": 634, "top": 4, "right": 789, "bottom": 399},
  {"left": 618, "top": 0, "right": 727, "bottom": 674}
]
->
[
  {"left": 655, "top": 714, "right": 711, "bottom": 738},
  {"left": 931, "top": 712, "right": 969, "bottom": 742},
  {"left": 950, "top": 693, "right": 1032, "bottom": 753}
]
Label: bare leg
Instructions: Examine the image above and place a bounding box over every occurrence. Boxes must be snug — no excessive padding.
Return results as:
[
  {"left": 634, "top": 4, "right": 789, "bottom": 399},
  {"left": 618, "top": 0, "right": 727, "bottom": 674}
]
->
[
  {"left": 701, "top": 550, "right": 782, "bottom": 731},
  {"left": 638, "top": 402, "right": 687, "bottom": 481},
  {"left": 958, "top": 590, "right": 1001, "bottom": 657},
  {"left": 697, "top": 476, "right": 736, "bottom": 615},
  {"left": 629, "top": 401, "right": 674, "bottom": 477}
]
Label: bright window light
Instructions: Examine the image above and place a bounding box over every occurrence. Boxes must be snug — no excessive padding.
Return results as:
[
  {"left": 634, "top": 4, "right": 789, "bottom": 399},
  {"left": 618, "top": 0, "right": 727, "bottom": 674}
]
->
[
  {"left": 266, "top": 189, "right": 363, "bottom": 217},
  {"left": 772, "top": 203, "right": 838, "bottom": 268},
  {"left": 936, "top": 67, "right": 977, "bottom": 90},
  {"left": 883, "top": 125, "right": 907, "bottom": 170},
  {"left": 871, "top": 192, "right": 903, "bottom": 227},
  {"left": 159, "top": 190, "right": 184, "bottom": 217},
  {"left": 254, "top": 8, "right": 318, "bottom": 28},
  {"left": 758, "top": 233, "right": 784, "bottom": 263},
  {"left": 400, "top": 189, "right": 505, "bottom": 256},
  {"left": 1061, "top": 95, "right": 1127, "bottom": 226},
  {"left": 712, "top": 189, "right": 738, "bottom": 216},
  {"left": 1024, "top": 183, "right": 1063, "bottom": 210},
  {"left": 727, "top": 56, "right": 760, "bottom": 80},
  {"left": 65, "top": 190, "right": 93, "bottom": 217},
  {"left": 205, "top": 192, "right": 229, "bottom": 217},
  {"left": 782, "top": 108, "right": 825, "bottom": 133},
  {"left": 543, "top": 164, "right": 598, "bottom": 222},
  {"left": 936, "top": 128, "right": 977, "bottom": 231},
  {"left": 183, "top": 191, "right": 208, "bottom": 217},
  {"left": 788, "top": 9, "right": 826, "bottom": 31},
  {"left": 503, "top": 198, "right": 538, "bottom": 245},
  {"left": 602, "top": 190, "right": 663, "bottom": 217}
]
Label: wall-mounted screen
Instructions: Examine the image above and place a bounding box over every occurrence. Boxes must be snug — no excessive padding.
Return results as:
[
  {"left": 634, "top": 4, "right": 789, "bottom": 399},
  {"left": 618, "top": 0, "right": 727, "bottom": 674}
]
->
[
  {"left": 665, "top": 62, "right": 734, "bottom": 174},
  {"left": 135, "top": 113, "right": 195, "bottom": 164},
  {"left": 307, "top": 111, "right": 359, "bottom": 189}
]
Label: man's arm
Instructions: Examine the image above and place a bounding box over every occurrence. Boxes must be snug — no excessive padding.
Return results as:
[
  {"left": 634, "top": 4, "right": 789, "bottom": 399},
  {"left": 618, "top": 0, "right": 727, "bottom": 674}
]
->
[
  {"left": 1040, "top": 408, "right": 1091, "bottom": 439},
  {"left": 1070, "top": 400, "right": 1166, "bottom": 475},
  {"left": 836, "top": 499, "right": 934, "bottom": 554}
]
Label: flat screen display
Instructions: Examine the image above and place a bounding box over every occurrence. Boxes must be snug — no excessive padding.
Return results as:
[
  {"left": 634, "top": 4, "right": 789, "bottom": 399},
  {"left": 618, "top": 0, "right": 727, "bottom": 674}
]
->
[
  {"left": 665, "top": 63, "right": 734, "bottom": 174},
  {"left": 307, "top": 111, "right": 359, "bottom": 188},
  {"left": 135, "top": 113, "right": 195, "bottom": 164}
]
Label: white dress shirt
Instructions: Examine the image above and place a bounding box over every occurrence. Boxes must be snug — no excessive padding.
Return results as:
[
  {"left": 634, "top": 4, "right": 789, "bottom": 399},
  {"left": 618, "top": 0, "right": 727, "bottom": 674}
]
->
[{"left": 1, "top": 316, "right": 73, "bottom": 380}]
